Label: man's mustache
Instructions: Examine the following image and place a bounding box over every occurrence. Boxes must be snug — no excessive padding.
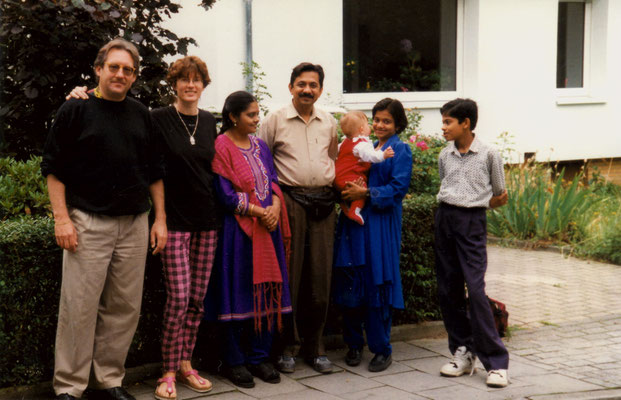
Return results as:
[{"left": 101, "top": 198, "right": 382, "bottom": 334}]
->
[{"left": 299, "top": 93, "right": 314, "bottom": 98}]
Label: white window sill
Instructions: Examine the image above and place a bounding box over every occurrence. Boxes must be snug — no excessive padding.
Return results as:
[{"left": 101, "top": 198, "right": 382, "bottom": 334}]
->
[
  {"left": 343, "top": 92, "right": 458, "bottom": 110},
  {"left": 556, "top": 96, "right": 606, "bottom": 105}
]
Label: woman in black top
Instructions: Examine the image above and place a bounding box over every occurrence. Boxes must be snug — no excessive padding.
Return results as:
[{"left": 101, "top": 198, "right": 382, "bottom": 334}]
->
[{"left": 151, "top": 56, "right": 220, "bottom": 400}]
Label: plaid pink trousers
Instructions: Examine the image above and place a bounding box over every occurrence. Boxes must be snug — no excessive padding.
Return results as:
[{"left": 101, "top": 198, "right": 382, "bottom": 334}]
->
[{"left": 160, "top": 230, "right": 217, "bottom": 371}]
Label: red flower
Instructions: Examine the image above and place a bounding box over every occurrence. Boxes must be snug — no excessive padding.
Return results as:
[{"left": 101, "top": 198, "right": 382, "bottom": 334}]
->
[{"left": 416, "top": 141, "right": 429, "bottom": 151}]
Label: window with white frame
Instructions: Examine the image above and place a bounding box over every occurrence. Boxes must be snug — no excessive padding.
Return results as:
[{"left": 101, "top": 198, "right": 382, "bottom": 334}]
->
[
  {"left": 556, "top": 0, "right": 590, "bottom": 89},
  {"left": 342, "top": 0, "right": 460, "bottom": 105},
  {"left": 555, "top": 0, "right": 610, "bottom": 105}
]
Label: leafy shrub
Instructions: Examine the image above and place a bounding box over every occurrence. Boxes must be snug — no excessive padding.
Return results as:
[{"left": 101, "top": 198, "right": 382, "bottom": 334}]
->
[
  {"left": 399, "top": 110, "right": 446, "bottom": 195},
  {"left": 395, "top": 194, "right": 441, "bottom": 324},
  {"left": 0, "top": 156, "right": 50, "bottom": 220}
]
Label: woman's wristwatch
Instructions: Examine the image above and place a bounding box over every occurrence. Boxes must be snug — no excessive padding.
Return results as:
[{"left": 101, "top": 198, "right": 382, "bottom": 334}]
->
[{"left": 366, "top": 188, "right": 371, "bottom": 198}]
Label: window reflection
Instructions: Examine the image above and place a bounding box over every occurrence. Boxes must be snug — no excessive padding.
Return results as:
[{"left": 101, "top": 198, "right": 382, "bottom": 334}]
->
[{"left": 343, "top": 0, "right": 457, "bottom": 93}]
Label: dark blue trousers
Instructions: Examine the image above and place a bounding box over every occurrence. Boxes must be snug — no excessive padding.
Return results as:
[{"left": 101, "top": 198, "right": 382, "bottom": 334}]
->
[
  {"left": 223, "top": 320, "right": 273, "bottom": 367},
  {"left": 434, "top": 203, "right": 509, "bottom": 370},
  {"left": 342, "top": 306, "right": 393, "bottom": 356}
]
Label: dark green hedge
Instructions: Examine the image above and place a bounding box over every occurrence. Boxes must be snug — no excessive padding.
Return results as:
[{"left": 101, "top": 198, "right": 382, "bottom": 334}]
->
[
  {"left": 0, "top": 196, "right": 440, "bottom": 388},
  {"left": 0, "top": 216, "right": 167, "bottom": 388},
  {"left": 0, "top": 217, "right": 59, "bottom": 387},
  {"left": 395, "top": 194, "right": 441, "bottom": 324}
]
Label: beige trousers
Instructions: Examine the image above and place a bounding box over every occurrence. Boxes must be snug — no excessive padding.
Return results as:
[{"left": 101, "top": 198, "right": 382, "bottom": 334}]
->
[{"left": 53, "top": 208, "right": 148, "bottom": 397}]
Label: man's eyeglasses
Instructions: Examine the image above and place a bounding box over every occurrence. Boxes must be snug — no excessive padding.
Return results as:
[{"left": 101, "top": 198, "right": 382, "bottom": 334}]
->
[{"left": 104, "top": 63, "right": 136, "bottom": 76}]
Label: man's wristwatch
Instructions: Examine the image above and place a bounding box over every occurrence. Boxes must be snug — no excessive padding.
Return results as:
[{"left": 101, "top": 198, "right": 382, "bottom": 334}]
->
[{"left": 366, "top": 188, "right": 371, "bottom": 198}]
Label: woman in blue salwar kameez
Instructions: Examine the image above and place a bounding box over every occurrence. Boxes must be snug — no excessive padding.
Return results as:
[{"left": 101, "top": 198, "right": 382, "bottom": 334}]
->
[{"left": 335, "top": 98, "right": 413, "bottom": 372}]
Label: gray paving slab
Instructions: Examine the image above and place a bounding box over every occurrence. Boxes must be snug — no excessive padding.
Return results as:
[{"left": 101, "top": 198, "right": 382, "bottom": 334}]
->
[
  {"left": 265, "top": 388, "right": 344, "bottom": 400},
  {"left": 401, "top": 355, "right": 450, "bottom": 375},
  {"left": 190, "top": 392, "right": 255, "bottom": 400},
  {"left": 390, "top": 341, "right": 439, "bottom": 361},
  {"left": 298, "top": 371, "right": 384, "bottom": 395},
  {"left": 235, "top": 374, "right": 307, "bottom": 399},
  {"left": 371, "top": 370, "right": 455, "bottom": 392},
  {"left": 529, "top": 389, "right": 621, "bottom": 400},
  {"left": 340, "top": 385, "right": 428, "bottom": 400},
  {"left": 331, "top": 350, "right": 413, "bottom": 378}
]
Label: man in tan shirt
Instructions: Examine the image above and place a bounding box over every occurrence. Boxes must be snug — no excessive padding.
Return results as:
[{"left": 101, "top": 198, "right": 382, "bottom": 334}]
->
[{"left": 258, "top": 62, "right": 338, "bottom": 374}]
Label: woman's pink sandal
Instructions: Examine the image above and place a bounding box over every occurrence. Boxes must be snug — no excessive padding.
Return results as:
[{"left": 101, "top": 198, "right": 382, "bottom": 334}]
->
[
  {"left": 177, "top": 369, "right": 213, "bottom": 393},
  {"left": 155, "top": 376, "right": 176, "bottom": 400}
]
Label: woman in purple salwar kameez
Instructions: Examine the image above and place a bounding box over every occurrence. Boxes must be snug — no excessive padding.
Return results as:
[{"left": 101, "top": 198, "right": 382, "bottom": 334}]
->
[{"left": 206, "top": 91, "right": 292, "bottom": 389}]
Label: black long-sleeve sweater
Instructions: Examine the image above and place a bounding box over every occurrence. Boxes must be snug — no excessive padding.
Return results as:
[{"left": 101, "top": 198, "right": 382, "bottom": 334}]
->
[{"left": 42, "top": 94, "right": 164, "bottom": 216}]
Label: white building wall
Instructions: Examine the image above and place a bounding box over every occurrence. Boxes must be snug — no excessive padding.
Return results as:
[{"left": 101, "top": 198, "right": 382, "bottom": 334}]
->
[{"left": 166, "top": 0, "right": 621, "bottom": 161}]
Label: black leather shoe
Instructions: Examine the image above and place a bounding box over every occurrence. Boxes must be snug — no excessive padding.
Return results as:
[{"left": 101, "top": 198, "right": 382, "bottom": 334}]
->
[
  {"left": 307, "top": 356, "right": 333, "bottom": 374},
  {"left": 90, "top": 387, "right": 135, "bottom": 400},
  {"left": 345, "top": 348, "right": 363, "bottom": 366},
  {"left": 368, "top": 353, "right": 392, "bottom": 372},
  {"left": 247, "top": 362, "right": 281, "bottom": 383},
  {"left": 56, "top": 394, "right": 79, "bottom": 400},
  {"left": 223, "top": 365, "right": 255, "bottom": 388}
]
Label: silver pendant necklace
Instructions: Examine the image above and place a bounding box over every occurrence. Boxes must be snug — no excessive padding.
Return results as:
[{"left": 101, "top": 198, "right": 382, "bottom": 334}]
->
[{"left": 175, "top": 107, "right": 199, "bottom": 145}]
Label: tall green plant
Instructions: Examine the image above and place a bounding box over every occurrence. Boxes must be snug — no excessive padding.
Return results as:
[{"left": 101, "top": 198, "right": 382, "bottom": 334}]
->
[
  {"left": 488, "top": 164, "right": 594, "bottom": 241},
  {"left": 241, "top": 61, "right": 272, "bottom": 116},
  {"left": 574, "top": 181, "right": 621, "bottom": 264}
]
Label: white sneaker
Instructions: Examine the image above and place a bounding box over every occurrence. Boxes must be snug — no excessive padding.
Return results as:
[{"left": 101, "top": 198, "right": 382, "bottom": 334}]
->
[
  {"left": 486, "top": 369, "right": 509, "bottom": 388},
  {"left": 440, "top": 346, "right": 476, "bottom": 377}
]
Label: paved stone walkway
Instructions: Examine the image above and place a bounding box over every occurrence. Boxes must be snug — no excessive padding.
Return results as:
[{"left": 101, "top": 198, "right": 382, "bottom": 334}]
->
[{"left": 14, "top": 245, "right": 621, "bottom": 399}]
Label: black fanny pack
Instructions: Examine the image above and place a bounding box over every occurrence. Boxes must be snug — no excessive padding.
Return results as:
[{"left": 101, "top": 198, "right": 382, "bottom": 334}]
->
[{"left": 281, "top": 185, "right": 336, "bottom": 220}]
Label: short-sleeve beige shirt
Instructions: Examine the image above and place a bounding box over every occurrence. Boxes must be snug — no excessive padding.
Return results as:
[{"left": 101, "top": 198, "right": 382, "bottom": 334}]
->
[{"left": 258, "top": 102, "right": 338, "bottom": 187}]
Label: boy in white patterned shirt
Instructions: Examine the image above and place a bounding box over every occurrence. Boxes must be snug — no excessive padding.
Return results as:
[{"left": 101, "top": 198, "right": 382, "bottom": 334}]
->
[{"left": 434, "top": 98, "right": 510, "bottom": 388}]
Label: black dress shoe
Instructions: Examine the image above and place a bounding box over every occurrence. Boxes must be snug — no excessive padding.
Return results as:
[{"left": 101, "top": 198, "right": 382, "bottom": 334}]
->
[
  {"left": 56, "top": 394, "right": 79, "bottom": 400},
  {"left": 90, "top": 387, "right": 135, "bottom": 400},
  {"left": 345, "top": 347, "right": 362, "bottom": 366},
  {"left": 368, "top": 353, "right": 392, "bottom": 372},
  {"left": 223, "top": 365, "right": 255, "bottom": 388},
  {"left": 247, "top": 362, "right": 281, "bottom": 383}
]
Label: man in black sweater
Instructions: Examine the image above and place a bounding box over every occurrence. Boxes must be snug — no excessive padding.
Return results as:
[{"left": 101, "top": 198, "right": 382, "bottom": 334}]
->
[{"left": 41, "top": 38, "right": 166, "bottom": 400}]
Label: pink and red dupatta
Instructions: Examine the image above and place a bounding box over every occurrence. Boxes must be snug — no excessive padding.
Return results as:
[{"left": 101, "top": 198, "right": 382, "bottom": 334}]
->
[{"left": 211, "top": 134, "right": 291, "bottom": 332}]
